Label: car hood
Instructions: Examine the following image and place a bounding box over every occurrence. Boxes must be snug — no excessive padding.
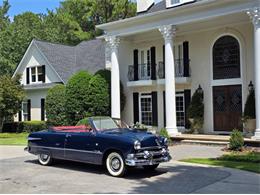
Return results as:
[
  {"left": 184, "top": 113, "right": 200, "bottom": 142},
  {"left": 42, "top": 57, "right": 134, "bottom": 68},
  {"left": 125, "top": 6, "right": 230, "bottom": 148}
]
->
[{"left": 101, "top": 128, "right": 161, "bottom": 147}]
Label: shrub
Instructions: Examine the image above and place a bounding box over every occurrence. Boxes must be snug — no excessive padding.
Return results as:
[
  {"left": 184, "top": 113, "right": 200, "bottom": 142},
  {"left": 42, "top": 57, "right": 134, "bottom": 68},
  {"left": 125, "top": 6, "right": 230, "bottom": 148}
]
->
[
  {"left": 23, "top": 121, "right": 47, "bottom": 133},
  {"left": 243, "top": 89, "right": 255, "bottom": 119},
  {"left": 229, "top": 129, "right": 244, "bottom": 151},
  {"left": 65, "top": 71, "right": 92, "bottom": 125},
  {"left": 95, "top": 69, "right": 126, "bottom": 112},
  {"left": 159, "top": 128, "right": 172, "bottom": 144},
  {"left": 88, "top": 75, "right": 110, "bottom": 116},
  {"left": 187, "top": 90, "right": 204, "bottom": 119},
  {"left": 133, "top": 122, "right": 147, "bottom": 131},
  {"left": 2, "top": 122, "right": 24, "bottom": 133},
  {"left": 46, "top": 84, "right": 67, "bottom": 126}
]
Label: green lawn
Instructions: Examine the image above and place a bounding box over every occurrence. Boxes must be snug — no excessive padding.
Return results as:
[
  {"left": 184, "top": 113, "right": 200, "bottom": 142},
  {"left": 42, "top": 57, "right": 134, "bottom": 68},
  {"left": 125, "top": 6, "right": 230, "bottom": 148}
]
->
[
  {"left": 181, "top": 152, "right": 260, "bottom": 174},
  {"left": 0, "top": 133, "right": 28, "bottom": 145}
]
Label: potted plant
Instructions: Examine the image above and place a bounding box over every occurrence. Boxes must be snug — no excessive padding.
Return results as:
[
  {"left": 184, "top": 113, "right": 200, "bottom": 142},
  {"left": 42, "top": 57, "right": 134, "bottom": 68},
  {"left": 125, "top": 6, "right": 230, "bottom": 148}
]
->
[
  {"left": 187, "top": 86, "right": 204, "bottom": 134},
  {"left": 242, "top": 86, "right": 256, "bottom": 137}
]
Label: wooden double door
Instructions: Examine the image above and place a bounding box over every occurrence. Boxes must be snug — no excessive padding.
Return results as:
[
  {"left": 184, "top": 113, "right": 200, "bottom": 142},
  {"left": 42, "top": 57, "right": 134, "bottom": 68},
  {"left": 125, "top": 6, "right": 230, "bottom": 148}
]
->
[{"left": 213, "top": 85, "right": 242, "bottom": 131}]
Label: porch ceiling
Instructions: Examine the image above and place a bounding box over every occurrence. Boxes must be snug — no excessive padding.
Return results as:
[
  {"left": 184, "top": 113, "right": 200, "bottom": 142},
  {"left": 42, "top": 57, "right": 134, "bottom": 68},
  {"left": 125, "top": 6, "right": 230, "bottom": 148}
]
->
[{"left": 122, "top": 12, "right": 250, "bottom": 43}]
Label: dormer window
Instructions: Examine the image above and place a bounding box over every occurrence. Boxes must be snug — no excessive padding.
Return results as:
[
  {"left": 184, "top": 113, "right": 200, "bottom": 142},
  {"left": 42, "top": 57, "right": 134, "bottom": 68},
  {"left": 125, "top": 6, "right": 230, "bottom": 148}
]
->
[
  {"left": 166, "top": 0, "right": 195, "bottom": 8},
  {"left": 26, "top": 65, "right": 45, "bottom": 84}
]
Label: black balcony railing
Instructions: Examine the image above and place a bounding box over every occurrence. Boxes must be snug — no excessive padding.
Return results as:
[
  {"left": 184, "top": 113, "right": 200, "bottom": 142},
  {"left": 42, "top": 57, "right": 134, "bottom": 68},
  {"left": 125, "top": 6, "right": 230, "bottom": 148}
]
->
[{"left": 128, "top": 59, "right": 190, "bottom": 81}]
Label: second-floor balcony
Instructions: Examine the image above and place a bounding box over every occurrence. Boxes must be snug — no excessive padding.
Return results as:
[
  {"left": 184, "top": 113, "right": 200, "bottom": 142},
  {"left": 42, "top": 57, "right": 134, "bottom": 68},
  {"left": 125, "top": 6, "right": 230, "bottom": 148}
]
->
[{"left": 128, "top": 59, "right": 190, "bottom": 82}]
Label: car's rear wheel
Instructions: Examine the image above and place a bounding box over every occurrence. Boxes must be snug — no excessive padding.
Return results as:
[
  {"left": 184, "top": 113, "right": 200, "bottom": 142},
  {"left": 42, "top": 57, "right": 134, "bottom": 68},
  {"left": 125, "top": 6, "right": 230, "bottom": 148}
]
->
[
  {"left": 38, "top": 153, "right": 52, "bottom": 166},
  {"left": 106, "top": 152, "right": 126, "bottom": 177},
  {"left": 143, "top": 164, "right": 159, "bottom": 170}
]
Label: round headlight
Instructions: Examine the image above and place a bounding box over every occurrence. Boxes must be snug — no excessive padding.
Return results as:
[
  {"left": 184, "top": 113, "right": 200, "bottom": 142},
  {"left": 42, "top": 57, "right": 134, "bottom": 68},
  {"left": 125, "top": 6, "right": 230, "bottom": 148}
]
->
[
  {"left": 164, "top": 138, "right": 168, "bottom": 145},
  {"left": 134, "top": 140, "right": 141, "bottom": 150}
]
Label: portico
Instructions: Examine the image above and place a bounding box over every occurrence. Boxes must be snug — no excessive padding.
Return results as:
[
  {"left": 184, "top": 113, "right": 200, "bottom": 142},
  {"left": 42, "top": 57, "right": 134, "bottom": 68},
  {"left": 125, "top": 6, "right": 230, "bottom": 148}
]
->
[{"left": 98, "top": 0, "right": 260, "bottom": 138}]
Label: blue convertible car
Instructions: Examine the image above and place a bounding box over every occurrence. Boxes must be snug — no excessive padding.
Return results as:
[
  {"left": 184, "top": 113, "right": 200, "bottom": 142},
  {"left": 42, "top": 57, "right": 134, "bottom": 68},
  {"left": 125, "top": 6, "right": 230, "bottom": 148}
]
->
[{"left": 25, "top": 117, "right": 171, "bottom": 177}]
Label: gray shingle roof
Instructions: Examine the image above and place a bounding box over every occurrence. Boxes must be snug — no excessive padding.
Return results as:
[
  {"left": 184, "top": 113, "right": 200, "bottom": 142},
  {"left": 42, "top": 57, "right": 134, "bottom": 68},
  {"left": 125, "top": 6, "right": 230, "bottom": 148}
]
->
[{"left": 34, "top": 39, "right": 105, "bottom": 83}]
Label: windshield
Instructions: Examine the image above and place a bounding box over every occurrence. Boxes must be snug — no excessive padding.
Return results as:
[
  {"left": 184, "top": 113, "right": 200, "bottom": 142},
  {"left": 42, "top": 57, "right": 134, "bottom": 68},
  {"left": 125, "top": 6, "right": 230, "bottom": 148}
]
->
[
  {"left": 92, "top": 117, "right": 129, "bottom": 131},
  {"left": 92, "top": 117, "right": 119, "bottom": 131}
]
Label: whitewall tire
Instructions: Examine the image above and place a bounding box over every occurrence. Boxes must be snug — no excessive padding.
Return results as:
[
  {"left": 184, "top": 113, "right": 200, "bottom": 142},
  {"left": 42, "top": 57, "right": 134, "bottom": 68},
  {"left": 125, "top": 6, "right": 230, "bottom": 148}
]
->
[
  {"left": 38, "top": 153, "right": 52, "bottom": 166},
  {"left": 106, "top": 152, "right": 126, "bottom": 177}
]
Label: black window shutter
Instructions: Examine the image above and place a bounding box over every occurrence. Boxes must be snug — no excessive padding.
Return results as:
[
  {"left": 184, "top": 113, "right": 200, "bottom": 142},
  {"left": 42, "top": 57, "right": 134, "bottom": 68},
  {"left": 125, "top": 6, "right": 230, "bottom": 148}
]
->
[
  {"left": 184, "top": 89, "right": 191, "bottom": 129},
  {"left": 42, "top": 65, "right": 46, "bottom": 83},
  {"left": 151, "top": 47, "right": 156, "bottom": 80},
  {"left": 133, "top": 92, "right": 139, "bottom": 123},
  {"left": 151, "top": 91, "right": 158, "bottom": 126},
  {"left": 183, "top": 41, "right": 190, "bottom": 77},
  {"left": 26, "top": 68, "right": 30, "bottom": 84},
  {"left": 133, "top": 49, "right": 139, "bottom": 81},
  {"left": 18, "top": 110, "right": 22, "bottom": 122},
  {"left": 163, "top": 91, "right": 166, "bottom": 127},
  {"left": 27, "top": 99, "right": 31, "bottom": 121},
  {"left": 41, "top": 98, "right": 45, "bottom": 121}
]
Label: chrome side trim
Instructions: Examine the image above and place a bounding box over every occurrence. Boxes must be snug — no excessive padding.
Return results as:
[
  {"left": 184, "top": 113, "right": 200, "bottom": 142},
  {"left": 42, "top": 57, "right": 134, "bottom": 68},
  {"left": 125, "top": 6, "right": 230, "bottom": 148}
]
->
[
  {"left": 138, "top": 146, "right": 163, "bottom": 150},
  {"left": 28, "top": 137, "right": 42, "bottom": 141},
  {"left": 31, "top": 145, "right": 102, "bottom": 155}
]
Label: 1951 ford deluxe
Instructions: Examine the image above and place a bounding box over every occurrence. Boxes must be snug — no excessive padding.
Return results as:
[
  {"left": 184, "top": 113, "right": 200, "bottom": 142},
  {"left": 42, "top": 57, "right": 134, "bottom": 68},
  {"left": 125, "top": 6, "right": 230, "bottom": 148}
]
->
[{"left": 25, "top": 117, "right": 171, "bottom": 177}]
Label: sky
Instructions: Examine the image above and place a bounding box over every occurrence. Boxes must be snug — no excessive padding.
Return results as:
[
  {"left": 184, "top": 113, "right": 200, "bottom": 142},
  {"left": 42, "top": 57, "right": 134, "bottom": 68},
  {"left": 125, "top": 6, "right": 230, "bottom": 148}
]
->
[{"left": 1, "top": 0, "right": 161, "bottom": 17}]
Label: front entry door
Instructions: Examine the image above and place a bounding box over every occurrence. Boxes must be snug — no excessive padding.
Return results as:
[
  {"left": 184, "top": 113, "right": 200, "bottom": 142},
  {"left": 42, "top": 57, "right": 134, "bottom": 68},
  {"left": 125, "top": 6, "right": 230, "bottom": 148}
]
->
[{"left": 213, "top": 85, "right": 242, "bottom": 131}]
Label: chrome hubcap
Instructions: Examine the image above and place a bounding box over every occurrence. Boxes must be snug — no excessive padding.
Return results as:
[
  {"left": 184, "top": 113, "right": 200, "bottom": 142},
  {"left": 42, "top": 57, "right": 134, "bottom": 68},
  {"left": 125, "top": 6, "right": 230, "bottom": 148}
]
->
[
  {"left": 40, "top": 154, "right": 49, "bottom": 161},
  {"left": 111, "top": 157, "right": 120, "bottom": 170}
]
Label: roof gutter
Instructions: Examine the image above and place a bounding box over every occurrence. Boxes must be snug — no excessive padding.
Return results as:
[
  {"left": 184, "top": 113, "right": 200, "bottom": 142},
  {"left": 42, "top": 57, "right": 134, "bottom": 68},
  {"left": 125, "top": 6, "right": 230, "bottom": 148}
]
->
[{"left": 96, "top": 0, "right": 216, "bottom": 31}]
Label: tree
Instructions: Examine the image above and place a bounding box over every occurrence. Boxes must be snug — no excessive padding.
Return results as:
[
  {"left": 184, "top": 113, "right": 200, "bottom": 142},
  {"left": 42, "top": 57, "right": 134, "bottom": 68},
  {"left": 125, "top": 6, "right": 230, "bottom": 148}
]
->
[
  {"left": 0, "top": 75, "right": 25, "bottom": 131},
  {"left": 65, "top": 71, "right": 92, "bottom": 125},
  {"left": 95, "top": 69, "right": 126, "bottom": 112},
  {"left": 0, "top": 0, "right": 10, "bottom": 30},
  {"left": 88, "top": 74, "right": 110, "bottom": 116},
  {"left": 45, "top": 84, "right": 67, "bottom": 126}
]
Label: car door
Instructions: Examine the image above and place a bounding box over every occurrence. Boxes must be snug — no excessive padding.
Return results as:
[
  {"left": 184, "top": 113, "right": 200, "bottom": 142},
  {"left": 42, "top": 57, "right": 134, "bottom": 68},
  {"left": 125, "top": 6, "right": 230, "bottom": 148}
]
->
[
  {"left": 44, "top": 132, "right": 66, "bottom": 159},
  {"left": 64, "top": 132, "right": 101, "bottom": 164}
]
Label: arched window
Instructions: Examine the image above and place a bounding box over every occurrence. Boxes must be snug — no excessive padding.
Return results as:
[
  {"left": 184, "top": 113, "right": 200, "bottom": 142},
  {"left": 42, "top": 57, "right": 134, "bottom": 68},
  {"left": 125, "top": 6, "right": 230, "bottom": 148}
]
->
[{"left": 213, "top": 35, "right": 240, "bottom": 80}]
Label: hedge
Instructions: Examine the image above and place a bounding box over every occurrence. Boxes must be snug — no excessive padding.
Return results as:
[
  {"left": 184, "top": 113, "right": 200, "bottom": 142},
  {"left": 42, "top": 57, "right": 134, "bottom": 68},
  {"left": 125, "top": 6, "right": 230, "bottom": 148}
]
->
[{"left": 2, "top": 121, "right": 47, "bottom": 133}]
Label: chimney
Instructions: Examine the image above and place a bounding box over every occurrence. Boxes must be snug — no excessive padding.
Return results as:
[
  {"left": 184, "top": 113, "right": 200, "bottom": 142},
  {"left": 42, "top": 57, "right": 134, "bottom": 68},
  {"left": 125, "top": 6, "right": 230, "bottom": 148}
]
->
[{"left": 137, "top": 0, "right": 154, "bottom": 13}]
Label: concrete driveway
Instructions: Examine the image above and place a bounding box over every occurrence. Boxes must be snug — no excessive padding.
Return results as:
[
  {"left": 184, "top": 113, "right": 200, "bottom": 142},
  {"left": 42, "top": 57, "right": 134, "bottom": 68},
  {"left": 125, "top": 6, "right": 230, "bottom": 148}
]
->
[{"left": 0, "top": 145, "right": 259, "bottom": 194}]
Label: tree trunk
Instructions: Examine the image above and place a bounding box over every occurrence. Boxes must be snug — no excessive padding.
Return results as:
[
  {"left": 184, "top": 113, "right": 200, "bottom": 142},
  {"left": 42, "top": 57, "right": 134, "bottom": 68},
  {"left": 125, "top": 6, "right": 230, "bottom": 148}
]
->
[{"left": 0, "top": 117, "right": 4, "bottom": 133}]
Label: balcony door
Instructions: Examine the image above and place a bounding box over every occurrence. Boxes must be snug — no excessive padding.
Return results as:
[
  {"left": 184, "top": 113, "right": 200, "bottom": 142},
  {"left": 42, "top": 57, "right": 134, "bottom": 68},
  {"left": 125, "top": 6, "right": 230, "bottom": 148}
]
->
[{"left": 139, "top": 49, "right": 151, "bottom": 80}]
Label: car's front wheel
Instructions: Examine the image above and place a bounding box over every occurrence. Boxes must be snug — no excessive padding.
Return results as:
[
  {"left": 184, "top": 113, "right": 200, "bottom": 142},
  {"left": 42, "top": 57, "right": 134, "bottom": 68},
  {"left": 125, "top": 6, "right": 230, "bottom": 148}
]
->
[
  {"left": 38, "top": 153, "right": 52, "bottom": 166},
  {"left": 106, "top": 152, "right": 126, "bottom": 177}
]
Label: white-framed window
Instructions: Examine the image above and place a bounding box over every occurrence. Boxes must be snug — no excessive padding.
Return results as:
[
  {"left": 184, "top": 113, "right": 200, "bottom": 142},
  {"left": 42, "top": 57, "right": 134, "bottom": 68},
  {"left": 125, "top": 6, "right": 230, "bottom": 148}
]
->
[
  {"left": 139, "top": 93, "right": 153, "bottom": 126},
  {"left": 176, "top": 93, "right": 185, "bottom": 127},
  {"left": 22, "top": 101, "right": 28, "bottom": 121},
  {"left": 167, "top": 0, "right": 194, "bottom": 8},
  {"left": 30, "top": 66, "right": 44, "bottom": 83}
]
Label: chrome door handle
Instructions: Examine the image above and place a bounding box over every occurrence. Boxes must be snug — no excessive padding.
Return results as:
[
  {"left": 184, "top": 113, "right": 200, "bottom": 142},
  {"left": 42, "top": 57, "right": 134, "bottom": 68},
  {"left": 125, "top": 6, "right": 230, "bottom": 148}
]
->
[{"left": 66, "top": 134, "right": 71, "bottom": 138}]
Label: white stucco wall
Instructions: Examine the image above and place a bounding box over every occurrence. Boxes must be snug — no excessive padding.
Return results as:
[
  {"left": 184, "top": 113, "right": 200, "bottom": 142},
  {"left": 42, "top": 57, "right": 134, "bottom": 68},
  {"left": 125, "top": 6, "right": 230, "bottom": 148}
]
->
[{"left": 118, "top": 22, "right": 254, "bottom": 133}]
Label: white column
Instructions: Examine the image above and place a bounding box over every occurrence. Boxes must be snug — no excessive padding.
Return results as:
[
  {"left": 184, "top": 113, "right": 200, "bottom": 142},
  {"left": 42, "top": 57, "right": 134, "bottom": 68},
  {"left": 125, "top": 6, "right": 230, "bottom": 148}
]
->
[
  {"left": 105, "top": 36, "right": 121, "bottom": 119},
  {"left": 159, "top": 25, "right": 180, "bottom": 136},
  {"left": 247, "top": 7, "right": 260, "bottom": 140}
]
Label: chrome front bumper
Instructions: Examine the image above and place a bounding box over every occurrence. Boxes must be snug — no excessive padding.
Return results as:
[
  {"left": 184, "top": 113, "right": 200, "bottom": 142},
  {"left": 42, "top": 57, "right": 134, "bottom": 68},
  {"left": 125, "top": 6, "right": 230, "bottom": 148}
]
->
[{"left": 125, "top": 147, "right": 172, "bottom": 166}]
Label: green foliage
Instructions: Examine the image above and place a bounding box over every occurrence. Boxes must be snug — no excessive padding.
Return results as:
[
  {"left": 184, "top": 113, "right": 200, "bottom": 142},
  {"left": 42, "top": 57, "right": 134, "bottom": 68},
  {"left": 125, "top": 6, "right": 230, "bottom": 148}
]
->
[
  {"left": 65, "top": 71, "right": 92, "bottom": 125},
  {"left": 243, "top": 90, "right": 255, "bottom": 119},
  {"left": 95, "top": 69, "right": 126, "bottom": 111},
  {"left": 159, "top": 128, "right": 172, "bottom": 144},
  {"left": 0, "top": 75, "right": 25, "bottom": 131},
  {"left": 219, "top": 152, "right": 260, "bottom": 163},
  {"left": 187, "top": 90, "right": 204, "bottom": 119},
  {"left": 76, "top": 118, "right": 90, "bottom": 126},
  {"left": 45, "top": 84, "right": 67, "bottom": 126},
  {"left": 133, "top": 122, "right": 147, "bottom": 130},
  {"left": 88, "top": 74, "right": 110, "bottom": 116},
  {"left": 22, "top": 121, "right": 47, "bottom": 133},
  {"left": 0, "top": 0, "right": 136, "bottom": 76},
  {"left": 229, "top": 129, "right": 244, "bottom": 151}
]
